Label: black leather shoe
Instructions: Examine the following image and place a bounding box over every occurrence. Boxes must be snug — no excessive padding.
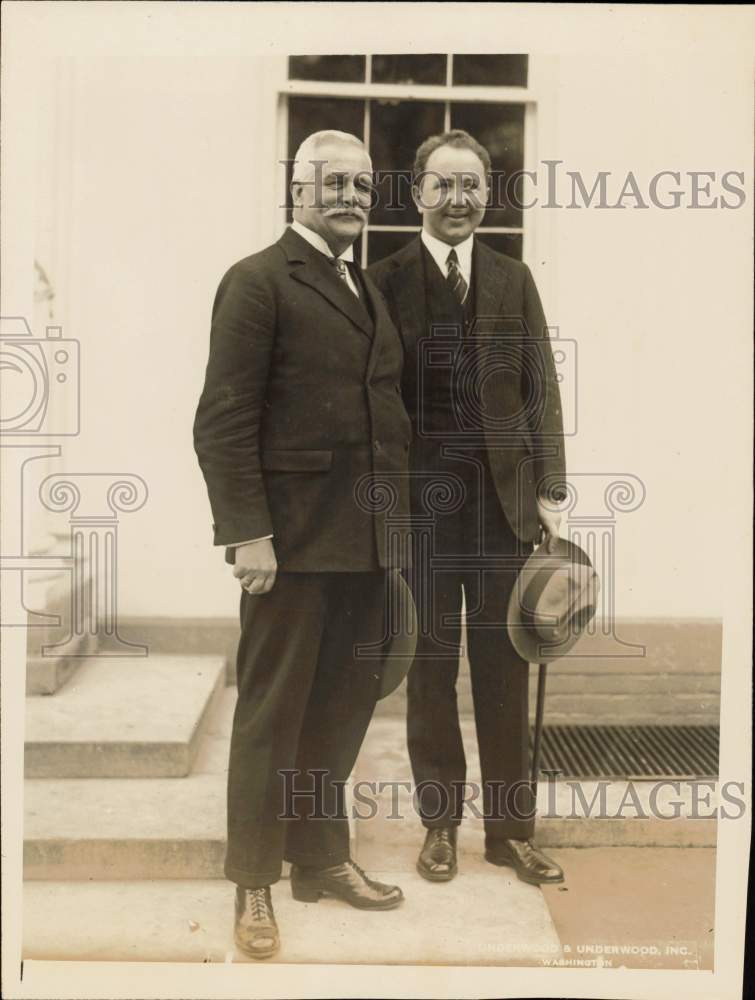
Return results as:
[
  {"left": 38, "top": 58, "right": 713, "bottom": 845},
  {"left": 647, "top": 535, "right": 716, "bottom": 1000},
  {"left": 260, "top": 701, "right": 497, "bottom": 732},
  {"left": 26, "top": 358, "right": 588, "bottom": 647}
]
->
[
  {"left": 416, "top": 827, "right": 458, "bottom": 882},
  {"left": 485, "top": 838, "right": 565, "bottom": 885},
  {"left": 290, "top": 859, "right": 404, "bottom": 910},
  {"left": 234, "top": 885, "right": 280, "bottom": 960}
]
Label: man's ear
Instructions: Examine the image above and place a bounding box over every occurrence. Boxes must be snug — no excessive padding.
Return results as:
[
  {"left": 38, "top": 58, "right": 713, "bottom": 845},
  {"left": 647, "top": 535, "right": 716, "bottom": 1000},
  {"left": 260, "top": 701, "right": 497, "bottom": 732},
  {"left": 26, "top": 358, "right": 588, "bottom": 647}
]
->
[
  {"left": 411, "top": 181, "right": 425, "bottom": 217},
  {"left": 291, "top": 181, "right": 303, "bottom": 208}
]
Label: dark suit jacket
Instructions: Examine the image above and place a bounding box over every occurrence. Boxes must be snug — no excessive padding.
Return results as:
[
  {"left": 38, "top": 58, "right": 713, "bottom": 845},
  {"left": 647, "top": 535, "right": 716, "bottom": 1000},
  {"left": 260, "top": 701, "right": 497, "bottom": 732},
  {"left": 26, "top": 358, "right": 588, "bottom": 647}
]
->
[
  {"left": 368, "top": 235, "right": 566, "bottom": 543},
  {"left": 194, "top": 227, "right": 412, "bottom": 571}
]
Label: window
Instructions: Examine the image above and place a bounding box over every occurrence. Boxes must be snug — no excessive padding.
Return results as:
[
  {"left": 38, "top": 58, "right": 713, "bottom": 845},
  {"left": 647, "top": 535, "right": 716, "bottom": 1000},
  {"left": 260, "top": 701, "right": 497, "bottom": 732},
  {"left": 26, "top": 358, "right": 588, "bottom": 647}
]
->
[
  {"left": 288, "top": 56, "right": 366, "bottom": 83},
  {"left": 284, "top": 54, "right": 532, "bottom": 266}
]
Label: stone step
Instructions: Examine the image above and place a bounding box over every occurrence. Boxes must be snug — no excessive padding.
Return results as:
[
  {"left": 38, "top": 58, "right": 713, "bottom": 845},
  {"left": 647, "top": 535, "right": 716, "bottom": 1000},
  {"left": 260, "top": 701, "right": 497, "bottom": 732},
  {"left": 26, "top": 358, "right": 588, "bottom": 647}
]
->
[
  {"left": 24, "top": 558, "right": 94, "bottom": 655},
  {"left": 24, "top": 566, "right": 96, "bottom": 695},
  {"left": 227, "top": 657, "right": 722, "bottom": 695},
  {"left": 352, "top": 784, "right": 718, "bottom": 851},
  {"left": 24, "top": 654, "right": 225, "bottom": 778},
  {"left": 374, "top": 685, "right": 720, "bottom": 723},
  {"left": 26, "top": 631, "right": 98, "bottom": 696},
  {"left": 25, "top": 693, "right": 717, "bottom": 882},
  {"left": 24, "top": 688, "right": 234, "bottom": 880},
  {"left": 512, "top": 713, "right": 719, "bottom": 727},
  {"left": 22, "top": 874, "right": 561, "bottom": 965},
  {"left": 23, "top": 688, "right": 339, "bottom": 880},
  {"left": 26, "top": 654, "right": 82, "bottom": 696},
  {"left": 353, "top": 719, "right": 718, "bottom": 851},
  {"left": 539, "top": 672, "right": 719, "bottom": 694},
  {"left": 24, "top": 776, "right": 228, "bottom": 879},
  {"left": 25, "top": 765, "right": 715, "bottom": 884},
  {"left": 118, "top": 616, "right": 722, "bottom": 688}
]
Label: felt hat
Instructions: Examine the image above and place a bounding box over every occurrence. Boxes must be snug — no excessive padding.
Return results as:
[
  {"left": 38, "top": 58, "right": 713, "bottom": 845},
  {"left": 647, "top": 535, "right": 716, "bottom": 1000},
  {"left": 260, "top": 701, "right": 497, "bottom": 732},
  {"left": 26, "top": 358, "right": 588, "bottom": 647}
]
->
[
  {"left": 507, "top": 539, "right": 599, "bottom": 663},
  {"left": 377, "top": 570, "right": 417, "bottom": 699}
]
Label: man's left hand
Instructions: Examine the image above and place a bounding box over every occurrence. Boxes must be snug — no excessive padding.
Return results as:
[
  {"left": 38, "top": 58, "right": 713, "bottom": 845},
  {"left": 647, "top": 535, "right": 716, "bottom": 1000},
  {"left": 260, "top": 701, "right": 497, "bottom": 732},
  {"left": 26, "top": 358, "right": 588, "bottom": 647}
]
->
[{"left": 536, "top": 498, "right": 562, "bottom": 554}]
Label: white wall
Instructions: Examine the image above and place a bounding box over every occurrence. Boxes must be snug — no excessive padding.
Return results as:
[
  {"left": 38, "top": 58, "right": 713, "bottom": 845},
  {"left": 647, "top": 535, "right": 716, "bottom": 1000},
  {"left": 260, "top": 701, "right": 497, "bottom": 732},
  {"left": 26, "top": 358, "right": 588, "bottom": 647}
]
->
[
  {"left": 538, "top": 50, "right": 751, "bottom": 620},
  {"left": 29, "top": 55, "right": 286, "bottom": 617},
  {"left": 24, "top": 48, "right": 751, "bottom": 620}
]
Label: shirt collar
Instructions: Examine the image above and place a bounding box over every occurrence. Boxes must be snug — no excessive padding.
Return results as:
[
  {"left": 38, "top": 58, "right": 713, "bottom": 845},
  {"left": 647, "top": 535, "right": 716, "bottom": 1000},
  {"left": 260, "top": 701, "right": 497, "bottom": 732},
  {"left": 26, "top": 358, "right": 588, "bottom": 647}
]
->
[
  {"left": 290, "top": 220, "right": 355, "bottom": 262},
  {"left": 420, "top": 229, "right": 474, "bottom": 281}
]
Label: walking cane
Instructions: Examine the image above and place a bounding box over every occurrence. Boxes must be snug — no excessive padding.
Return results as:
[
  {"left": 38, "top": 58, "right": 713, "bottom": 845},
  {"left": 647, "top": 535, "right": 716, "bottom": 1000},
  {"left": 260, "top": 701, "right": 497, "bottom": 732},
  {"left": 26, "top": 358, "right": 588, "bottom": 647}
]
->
[{"left": 530, "top": 662, "right": 548, "bottom": 795}]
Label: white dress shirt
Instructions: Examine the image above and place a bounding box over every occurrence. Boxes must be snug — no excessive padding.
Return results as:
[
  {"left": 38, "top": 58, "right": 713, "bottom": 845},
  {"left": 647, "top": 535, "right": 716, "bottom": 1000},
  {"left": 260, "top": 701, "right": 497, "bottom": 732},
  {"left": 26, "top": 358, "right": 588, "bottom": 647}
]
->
[
  {"left": 230, "top": 220, "right": 361, "bottom": 548},
  {"left": 420, "top": 229, "right": 474, "bottom": 287},
  {"left": 290, "top": 219, "right": 360, "bottom": 298}
]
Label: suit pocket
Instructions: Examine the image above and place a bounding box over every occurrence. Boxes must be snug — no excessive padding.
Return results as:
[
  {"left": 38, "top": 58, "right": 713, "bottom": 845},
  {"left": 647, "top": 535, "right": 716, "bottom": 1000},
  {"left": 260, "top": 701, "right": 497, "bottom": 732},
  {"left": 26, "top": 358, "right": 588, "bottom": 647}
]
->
[{"left": 261, "top": 449, "right": 333, "bottom": 472}]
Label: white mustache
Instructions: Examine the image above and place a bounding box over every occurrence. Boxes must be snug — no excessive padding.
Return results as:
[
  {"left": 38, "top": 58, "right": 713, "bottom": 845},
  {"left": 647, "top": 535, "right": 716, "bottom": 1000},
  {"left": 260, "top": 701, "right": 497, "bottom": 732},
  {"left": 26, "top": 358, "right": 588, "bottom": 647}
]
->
[{"left": 324, "top": 208, "right": 366, "bottom": 220}]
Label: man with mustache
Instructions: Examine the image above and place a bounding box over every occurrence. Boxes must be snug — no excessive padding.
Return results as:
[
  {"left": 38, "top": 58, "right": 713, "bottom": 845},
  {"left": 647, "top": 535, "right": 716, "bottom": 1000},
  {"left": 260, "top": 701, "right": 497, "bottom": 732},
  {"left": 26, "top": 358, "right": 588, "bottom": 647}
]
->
[
  {"left": 368, "top": 129, "right": 566, "bottom": 887},
  {"left": 194, "top": 130, "right": 412, "bottom": 960}
]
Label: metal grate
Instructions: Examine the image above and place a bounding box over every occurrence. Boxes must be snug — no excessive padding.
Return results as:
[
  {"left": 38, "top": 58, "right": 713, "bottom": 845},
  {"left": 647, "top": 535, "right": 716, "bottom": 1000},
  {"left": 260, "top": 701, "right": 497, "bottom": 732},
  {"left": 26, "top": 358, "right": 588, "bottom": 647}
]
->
[{"left": 532, "top": 725, "right": 719, "bottom": 779}]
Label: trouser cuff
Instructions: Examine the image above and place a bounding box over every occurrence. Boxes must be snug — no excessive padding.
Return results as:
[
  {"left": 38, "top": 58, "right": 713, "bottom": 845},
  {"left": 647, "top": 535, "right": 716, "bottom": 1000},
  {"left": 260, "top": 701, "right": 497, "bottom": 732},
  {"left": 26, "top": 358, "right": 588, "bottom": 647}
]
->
[
  {"left": 225, "top": 863, "right": 281, "bottom": 890},
  {"left": 284, "top": 847, "right": 351, "bottom": 869},
  {"left": 422, "top": 818, "right": 462, "bottom": 830},
  {"left": 485, "top": 823, "right": 536, "bottom": 845}
]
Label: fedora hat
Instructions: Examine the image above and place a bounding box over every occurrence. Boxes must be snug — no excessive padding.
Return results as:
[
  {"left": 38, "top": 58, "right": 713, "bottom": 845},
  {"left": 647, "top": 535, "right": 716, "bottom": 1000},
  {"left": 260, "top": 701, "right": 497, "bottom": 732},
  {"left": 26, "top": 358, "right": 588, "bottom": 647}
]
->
[
  {"left": 354, "top": 569, "right": 417, "bottom": 699},
  {"left": 507, "top": 539, "right": 599, "bottom": 663},
  {"left": 377, "top": 570, "right": 417, "bottom": 699}
]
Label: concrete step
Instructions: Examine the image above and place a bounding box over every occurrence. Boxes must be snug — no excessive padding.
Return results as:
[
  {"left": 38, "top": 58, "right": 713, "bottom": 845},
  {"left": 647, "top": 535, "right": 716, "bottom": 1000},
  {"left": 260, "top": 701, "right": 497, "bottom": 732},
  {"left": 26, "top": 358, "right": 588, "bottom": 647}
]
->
[
  {"left": 374, "top": 620, "right": 722, "bottom": 722},
  {"left": 26, "top": 631, "right": 98, "bottom": 695},
  {"left": 22, "top": 874, "right": 561, "bottom": 964},
  {"left": 513, "top": 713, "right": 719, "bottom": 727},
  {"left": 119, "top": 616, "right": 722, "bottom": 688},
  {"left": 23, "top": 687, "right": 345, "bottom": 881},
  {"left": 353, "top": 719, "right": 718, "bottom": 850},
  {"left": 26, "top": 654, "right": 81, "bottom": 696},
  {"left": 24, "top": 557, "right": 94, "bottom": 654},
  {"left": 24, "top": 691, "right": 717, "bottom": 882},
  {"left": 24, "top": 686, "right": 235, "bottom": 879},
  {"left": 545, "top": 672, "right": 719, "bottom": 694},
  {"left": 374, "top": 684, "right": 720, "bottom": 723},
  {"left": 24, "top": 654, "right": 225, "bottom": 778},
  {"left": 24, "top": 566, "right": 97, "bottom": 694}
]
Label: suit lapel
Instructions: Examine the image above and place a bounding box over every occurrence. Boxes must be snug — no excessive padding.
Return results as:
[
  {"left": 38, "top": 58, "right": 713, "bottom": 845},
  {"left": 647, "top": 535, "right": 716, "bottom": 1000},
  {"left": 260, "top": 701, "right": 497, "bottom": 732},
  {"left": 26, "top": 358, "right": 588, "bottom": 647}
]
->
[
  {"left": 471, "top": 238, "right": 528, "bottom": 426},
  {"left": 362, "top": 269, "right": 399, "bottom": 379},
  {"left": 385, "top": 237, "right": 426, "bottom": 354},
  {"left": 384, "top": 236, "right": 514, "bottom": 348},
  {"left": 473, "top": 237, "right": 511, "bottom": 321},
  {"left": 281, "top": 228, "right": 373, "bottom": 338}
]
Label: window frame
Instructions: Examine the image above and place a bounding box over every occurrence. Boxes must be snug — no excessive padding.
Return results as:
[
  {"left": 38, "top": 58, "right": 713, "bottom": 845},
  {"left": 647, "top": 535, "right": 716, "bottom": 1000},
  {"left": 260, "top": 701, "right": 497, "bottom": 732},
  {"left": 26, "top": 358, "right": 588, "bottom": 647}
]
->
[{"left": 275, "top": 54, "right": 541, "bottom": 269}]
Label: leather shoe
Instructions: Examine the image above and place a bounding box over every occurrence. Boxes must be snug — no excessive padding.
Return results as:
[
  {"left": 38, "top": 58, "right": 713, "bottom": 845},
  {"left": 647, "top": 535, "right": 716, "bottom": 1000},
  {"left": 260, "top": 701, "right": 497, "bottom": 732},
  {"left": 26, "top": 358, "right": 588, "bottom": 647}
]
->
[
  {"left": 290, "top": 859, "right": 404, "bottom": 910},
  {"left": 416, "top": 826, "right": 458, "bottom": 882},
  {"left": 485, "top": 838, "right": 564, "bottom": 885},
  {"left": 234, "top": 885, "right": 280, "bottom": 960}
]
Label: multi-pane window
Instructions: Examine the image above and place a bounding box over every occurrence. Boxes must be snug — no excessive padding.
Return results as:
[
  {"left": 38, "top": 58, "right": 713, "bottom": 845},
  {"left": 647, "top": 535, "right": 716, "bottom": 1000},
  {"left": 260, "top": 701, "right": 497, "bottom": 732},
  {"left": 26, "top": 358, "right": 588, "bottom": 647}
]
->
[{"left": 284, "top": 54, "right": 530, "bottom": 266}]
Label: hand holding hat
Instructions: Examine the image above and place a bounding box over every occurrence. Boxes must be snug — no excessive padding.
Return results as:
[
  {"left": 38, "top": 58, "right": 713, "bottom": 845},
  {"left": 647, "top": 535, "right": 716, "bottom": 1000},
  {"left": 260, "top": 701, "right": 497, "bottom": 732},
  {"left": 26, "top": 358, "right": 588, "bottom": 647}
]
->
[{"left": 507, "top": 538, "right": 599, "bottom": 664}]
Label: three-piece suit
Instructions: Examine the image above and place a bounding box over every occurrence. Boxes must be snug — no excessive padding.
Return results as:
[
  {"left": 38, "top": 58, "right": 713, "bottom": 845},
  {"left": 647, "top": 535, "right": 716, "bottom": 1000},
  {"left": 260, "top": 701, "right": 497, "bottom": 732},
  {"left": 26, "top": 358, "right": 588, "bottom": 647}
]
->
[
  {"left": 194, "top": 226, "right": 412, "bottom": 888},
  {"left": 369, "top": 235, "right": 565, "bottom": 844}
]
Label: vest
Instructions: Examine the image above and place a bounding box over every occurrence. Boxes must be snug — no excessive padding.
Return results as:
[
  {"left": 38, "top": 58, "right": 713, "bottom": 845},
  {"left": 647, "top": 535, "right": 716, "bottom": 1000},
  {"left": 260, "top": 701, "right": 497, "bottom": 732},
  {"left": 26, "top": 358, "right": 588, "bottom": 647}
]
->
[{"left": 420, "top": 244, "right": 477, "bottom": 435}]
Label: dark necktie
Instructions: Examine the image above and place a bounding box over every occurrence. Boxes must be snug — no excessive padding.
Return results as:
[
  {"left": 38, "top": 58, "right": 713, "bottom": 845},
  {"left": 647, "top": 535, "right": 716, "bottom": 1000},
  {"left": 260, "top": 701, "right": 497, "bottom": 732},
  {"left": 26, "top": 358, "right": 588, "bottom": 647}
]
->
[
  {"left": 446, "top": 248, "right": 469, "bottom": 305},
  {"left": 331, "top": 257, "right": 359, "bottom": 298}
]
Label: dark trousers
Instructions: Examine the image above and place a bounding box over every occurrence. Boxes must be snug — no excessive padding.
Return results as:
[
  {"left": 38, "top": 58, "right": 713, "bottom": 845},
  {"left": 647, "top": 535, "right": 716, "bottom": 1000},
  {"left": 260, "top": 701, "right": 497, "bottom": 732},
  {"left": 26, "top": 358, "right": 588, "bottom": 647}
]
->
[
  {"left": 405, "top": 446, "right": 535, "bottom": 843},
  {"left": 225, "top": 571, "right": 386, "bottom": 889}
]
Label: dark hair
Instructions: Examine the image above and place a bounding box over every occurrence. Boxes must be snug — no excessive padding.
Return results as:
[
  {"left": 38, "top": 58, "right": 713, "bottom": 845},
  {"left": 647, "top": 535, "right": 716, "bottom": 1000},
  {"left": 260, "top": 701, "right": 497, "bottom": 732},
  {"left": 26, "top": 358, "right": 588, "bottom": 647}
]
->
[{"left": 412, "top": 129, "right": 492, "bottom": 183}]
